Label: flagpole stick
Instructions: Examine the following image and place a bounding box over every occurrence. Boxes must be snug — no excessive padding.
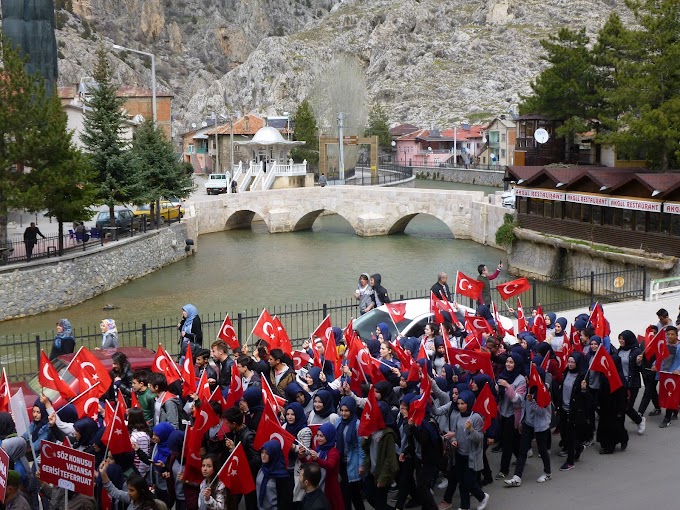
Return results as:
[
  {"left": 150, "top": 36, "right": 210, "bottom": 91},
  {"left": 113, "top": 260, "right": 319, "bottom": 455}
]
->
[
  {"left": 370, "top": 356, "right": 395, "bottom": 369},
  {"left": 388, "top": 315, "right": 402, "bottom": 337},
  {"left": 65, "top": 346, "right": 84, "bottom": 372},
  {"left": 246, "top": 309, "right": 267, "bottom": 351},
  {"left": 212, "top": 445, "right": 236, "bottom": 488},
  {"left": 102, "top": 400, "right": 119, "bottom": 465},
  {"left": 68, "top": 381, "right": 101, "bottom": 405}
]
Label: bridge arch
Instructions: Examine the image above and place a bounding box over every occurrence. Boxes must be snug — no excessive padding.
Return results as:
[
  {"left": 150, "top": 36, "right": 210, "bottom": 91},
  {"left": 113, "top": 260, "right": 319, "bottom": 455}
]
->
[
  {"left": 292, "top": 208, "right": 358, "bottom": 234},
  {"left": 387, "top": 212, "right": 456, "bottom": 238},
  {"left": 224, "top": 209, "right": 269, "bottom": 231}
]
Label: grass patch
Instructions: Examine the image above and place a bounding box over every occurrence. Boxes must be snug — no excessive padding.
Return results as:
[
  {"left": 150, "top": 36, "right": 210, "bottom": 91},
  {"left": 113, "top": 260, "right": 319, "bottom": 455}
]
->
[{"left": 542, "top": 234, "right": 625, "bottom": 254}]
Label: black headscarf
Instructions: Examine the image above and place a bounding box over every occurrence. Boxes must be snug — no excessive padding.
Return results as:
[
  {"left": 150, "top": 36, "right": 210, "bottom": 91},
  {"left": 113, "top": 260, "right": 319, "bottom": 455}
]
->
[
  {"left": 31, "top": 399, "right": 49, "bottom": 443},
  {"left": 0, "top": 413, "right": 17, "bottom": 440},
  {"left": 618, "top": 330, "right": 638, "bottom": 351}
]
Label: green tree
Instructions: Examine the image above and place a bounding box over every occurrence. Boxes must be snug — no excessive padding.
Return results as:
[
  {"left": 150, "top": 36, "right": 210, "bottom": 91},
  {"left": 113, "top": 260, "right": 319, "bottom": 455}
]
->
[
  {"left": 364, "top": 103, "right": 391, "bottom": 149},
  {"left": 80, "top": 46, "right": 144, "bottom": 224},
  {"left": 594, "top": 1, "right": 680, "bottom": 171},
  {"left": 0, "top": 38, "right": 83, "bottom": 262},
  {"left": 129, "top": 119, "right": 194, "bottom": 224},
  {"left": 290, "top": 100, "right": 319, "bottom": 165}
]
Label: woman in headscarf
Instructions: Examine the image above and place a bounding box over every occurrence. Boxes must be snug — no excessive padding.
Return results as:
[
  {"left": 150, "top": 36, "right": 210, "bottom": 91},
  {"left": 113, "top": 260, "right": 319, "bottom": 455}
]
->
[
  {"left": 336, "top": 397, "right": 364, "bottom": 510},
  {"left": 110, "top": 351, "right": 134, "bottom": 405},
  {"left": 50, "top": 318, "right": 75, "bottom": 360},
  {"left": 308, "top": 389, "right": 339, "bottom": 426},
  {"left": 72, "top": 417, "right": 99, "bottom": 453},
  {"left": 284, "top": 381, "right": 313, "bottom": 416},
  {"left": 583, "top": 334, "right": 603, "bottom": 445},
  {"left": 378, "top": 342, "right": 402, "bottom": 387},
  {"left": 360, "top": 401, "right": 399, "bottom": 510},
  {"left": 549, "top": 317, "right": 568, "bottom": 353},
  {"left": 433, "top": 336, "right": 448, "bottom": 375},
  {"left": 167, "top": 430, "right": 186, "bottom": 510},
  {"left": 98, "top": 319, "right": 118, "bottom": 349},
  {"left": 240, "top": 386, "right": 265, "bottom": 431},
  {"left": 374, "top": 381, "right": 399, "bottom": 413},
  {"left": 450, "top": 390, "right": 489, "bottom": 510},
  {"left": 283, "top": 402, "right": 312, "bottom": 504},
  {"left": 597, "top": 354, "right": 628, "bottom": 454},
  {"left": 558, "top": 351, "right": 590, "bottom": 471},
  {"left": 178, "top": 304, "right": 203, "bottom": 359},
  {"left": 25, "top": 399, "right": 53, "bottom": 455},
  {"left": 151, "top": 421, "right": 175, "bottom": 506},
  {"left": 470, "top": 374, "right": 497, "bottom": 486},
  {"left": 405, "top": 399, "right": 441, "bottom": 510},
  {"left": 617, "top": 330, "right": 646, "bottom": 435},
  {"left": 395, "top": 393, "right": 420, "bottom": 510},
  {"left": 496, "top": 352, "right": 526, "bottom": 480},
  {"left": 307, "top": 422, "right": 344, "bottom": 510},
  {"left": 256, "top": 440, "right": 293, "bottom": 510}
]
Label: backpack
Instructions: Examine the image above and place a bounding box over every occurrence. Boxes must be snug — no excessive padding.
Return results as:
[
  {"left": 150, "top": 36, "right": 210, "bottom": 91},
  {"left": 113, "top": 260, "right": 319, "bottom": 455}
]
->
[{"left": 162, "top": 397, "right": 190, "bottom": 431}]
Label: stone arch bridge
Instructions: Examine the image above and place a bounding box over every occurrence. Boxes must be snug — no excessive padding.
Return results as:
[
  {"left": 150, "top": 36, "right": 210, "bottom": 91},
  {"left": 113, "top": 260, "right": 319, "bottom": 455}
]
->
[{"left": 193, "top": 186, "right": 501, "bottom": 241}]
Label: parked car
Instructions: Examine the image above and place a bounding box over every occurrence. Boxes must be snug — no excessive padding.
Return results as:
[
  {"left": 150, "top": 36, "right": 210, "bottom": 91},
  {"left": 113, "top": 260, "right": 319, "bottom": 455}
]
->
[
  {"left": 133, "top": 200, "right": 184, "bottom": 223},
  {"left": 10, "top": 346, "right": 156, "bottom": 416},
  {"left": 95, "top": 207, "right": 139, "bottom": 232},
  {"left": 205, "top": 173, "right": 229, "bottom": 195},
  {"left": 353, "top": 298, "right": 517, "bottom": 345},
  {"left": 502, "top": 188, "right": 516, "bottom": 209}
]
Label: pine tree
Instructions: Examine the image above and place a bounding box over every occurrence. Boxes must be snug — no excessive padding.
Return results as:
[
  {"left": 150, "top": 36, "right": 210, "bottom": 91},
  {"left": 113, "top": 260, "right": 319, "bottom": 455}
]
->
[
  {"left": 290, "top": 100, "right": 319, "bottom": 165},
  {"left": 364, "top": 103, "right": 391, "bottom": 149},
  {"left": 80, "top": 46, "right": 145, "bottom": 223}
]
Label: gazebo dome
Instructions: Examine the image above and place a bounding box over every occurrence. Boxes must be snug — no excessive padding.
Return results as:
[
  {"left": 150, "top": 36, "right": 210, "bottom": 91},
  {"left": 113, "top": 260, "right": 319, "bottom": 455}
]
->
[{"left": 251, "top": 126, "right": 287, "bottom": 145}]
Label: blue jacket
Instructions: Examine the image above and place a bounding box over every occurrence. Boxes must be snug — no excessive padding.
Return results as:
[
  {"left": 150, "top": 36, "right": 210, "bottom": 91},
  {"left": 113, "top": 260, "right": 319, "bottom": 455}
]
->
[
  {"left": 657, "top": 346, "right": 680, "bottom": 380},
  {"left": 23, "top": 423, "right": 53, "bottom": 454},
  {"left": 337, "top": 421, "right": 364, "bottom": 483}
]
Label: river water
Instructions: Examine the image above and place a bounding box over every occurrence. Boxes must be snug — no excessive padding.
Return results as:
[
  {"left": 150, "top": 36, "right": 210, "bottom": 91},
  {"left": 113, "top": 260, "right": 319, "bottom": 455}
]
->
[{"left": 1, "top": 181, "right": 504, "bottom": 337}]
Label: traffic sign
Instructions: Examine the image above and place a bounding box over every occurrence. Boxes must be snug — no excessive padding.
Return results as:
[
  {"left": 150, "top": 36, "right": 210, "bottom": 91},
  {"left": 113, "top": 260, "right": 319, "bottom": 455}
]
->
[{"left": 40, "top": 441, "right": 96, "bottom": 497}]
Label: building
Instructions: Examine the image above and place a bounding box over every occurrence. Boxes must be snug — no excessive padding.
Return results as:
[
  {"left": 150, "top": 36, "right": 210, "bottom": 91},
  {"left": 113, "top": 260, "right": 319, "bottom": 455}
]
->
[
  {"left": 481, "top": 117, "right": 516, "bottom": 167},
  {"left": 179, "top": 118, "right": 218, "bottom": 174},
  {"left": 63, "top": 103, "right": 138, "bottom": 150},
  {"left": 506, "top": 165, "right": 680, "bottom": 255},
  {"left": 58, "top": 78, "right": 174, "bottom": 139},
  {"left": 513, "top": 114, "right": 574, "bottom": 166},
  {"left": 393, "top": 129, "right": 457, "bottom": 166},
  {"left": 204, "top": 114, "right": 266, "bottom": 174}
]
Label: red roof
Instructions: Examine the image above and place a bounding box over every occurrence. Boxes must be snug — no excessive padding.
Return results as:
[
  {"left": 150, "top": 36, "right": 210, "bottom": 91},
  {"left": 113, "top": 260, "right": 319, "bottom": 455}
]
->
[{"left": 390, "top": 123, "right": 420, "bottom": 136}]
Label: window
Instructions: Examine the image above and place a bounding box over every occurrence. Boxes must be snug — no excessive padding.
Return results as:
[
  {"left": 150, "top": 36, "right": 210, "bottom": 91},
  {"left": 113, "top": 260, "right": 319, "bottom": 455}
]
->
[
  {"left": 622, "top": 209, "right": 633, "bottom": 230},
  {"left": 591, "top": 206, "right": 602, "bottom": 225},
  {"left": 489, "top": 131, "right": 499, "bottom": 144},
  {"left": 580, "top": 204, "right": 591, "bottom": 223},
  {"left": 661, "top": 213, "right": 671, "bottom": 235},
  {"left": 501, "top": 133, "right": 506, "bottom": 143},
  {"left": 671, "top": 215, "right": 680, "bottom": 237},
  {"left": 635, "top": 211, "right": 647, "bottom": 232},
  {"left": 501, "top": 149, "right": 506, "bottom": 159},
  {"left": 519, "top": 197, "right": 528, "bottom": 214},
  {"left": 529, "top": 198, "right": 544, "bottom": 216},
  {"left": 544, "top": 200, "right": 553, "bottom": 218},
  {"left": 648, "top": 212, "right": 661, "bottom": 233},
  {"left": 188, "top": 144, "right": 194, "bottom": 154},
  {"left": 553, "top": 201, "right": 563, "bottom": 219}
]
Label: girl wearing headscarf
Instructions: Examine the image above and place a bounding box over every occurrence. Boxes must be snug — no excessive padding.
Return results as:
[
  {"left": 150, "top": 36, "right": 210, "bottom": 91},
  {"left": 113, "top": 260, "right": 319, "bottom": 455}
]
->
[
  {"left": 50, "top": 318, "right": 75, "bottom": 360},
  {"left": 360, "top": 401, "right": 399, "bottom": 510},
  {"left": 433, "top": 337, "right": 448, "bottom": 375},
  {"left": 99, "top": 319, "right": 118, "bottom": 349},
  {"left": 256, "top": 441, "right": 293, "bottom": 510},
  {"left": 151, "top": 421, "right": 175, "bottom": 506},
  {"left": 72, "top": 417, "right": 99, "bottom": 453},
  {"left": 597, "top": 354, "right": 628, "bottom": 454},
  {"left": 240, "top": 386, "right": 265, "bottom": 431},
  {"left": 167, "top": 430, "right": 186, "bottom": 510},
  {"left": 470, "top": 374, "right": 498, "bottom": 486},
  {"left": 178, "top": 304, "right": 203, "bottom": 359},
  {"left": 405, "top": 402, "right": 441, "bottom": 510},
  {"left": 549, "top": 317, "right": 568, "bottom": 353},
  {"left": 558, "top": 351, "right": 590, "bottom": 471},
  {"left": 285, "top": 381, "right": 313, "bottom": 417},
  {"left": 584, "top": 334, "right": 603, "bottom": 444},
  {"left": 378, "top": 342, "right": 402, "bottom": 387},
  {"left": 496, "top": 352, "right": 526, "bottom": 479},
  {"left": 308, "top": 389, "right": 339, "bottom": 426},
  {"left": 336, "top": 397, "right": 365, "bottom": 510},
  {"left": 617, "top": 330, "right": 646, "bottom": 435},
  {"left": 25, "top": 399, "right": 53, "bottom": 455},
  {"left": 395, "top": 393, "right": 420, "bottom": 510},
  {"left": 504, "top": 366, "right": 552, "bottom": 487},
  {"left": 449, "top": 390, "right": 489, "bottom": 510},
  {"left": 307, "top": 422, "right": 344, "bottom": 510},
  {"left": 284, "top": 402, "right": 313, "bottom": 504}
]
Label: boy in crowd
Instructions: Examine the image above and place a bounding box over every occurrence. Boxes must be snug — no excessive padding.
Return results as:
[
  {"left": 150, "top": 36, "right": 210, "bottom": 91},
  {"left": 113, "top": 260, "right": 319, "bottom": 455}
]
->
[
  {"left": 300, "top": 463, "right": 332, "bottom": 510},
  {"left": 131, "top": 370, "right": 156, "bottom": 427},
  {"left": 149, "top": 373, "right": 181, "bottom": 429},
  {"left": 652, "top": 325, "right": 680, "bottom": 427}
]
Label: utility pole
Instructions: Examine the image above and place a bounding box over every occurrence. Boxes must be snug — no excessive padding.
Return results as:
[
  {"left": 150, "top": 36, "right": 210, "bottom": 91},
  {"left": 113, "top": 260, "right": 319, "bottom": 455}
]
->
[
  {"left": 337, "top": 112, "right": 345, "bottom": 183},
  {"left": 453, "top": 124, "right": 457, "bottom": 167}
]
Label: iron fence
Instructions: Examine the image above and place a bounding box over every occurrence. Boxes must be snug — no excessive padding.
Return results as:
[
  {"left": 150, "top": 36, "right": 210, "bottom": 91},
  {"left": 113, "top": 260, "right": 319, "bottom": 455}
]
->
[
  {"left": 0, "top": 268, "right": 646, "bottom": 382},
  {"left": 341, "top": 164, "right": 414, "bottom": 186}
]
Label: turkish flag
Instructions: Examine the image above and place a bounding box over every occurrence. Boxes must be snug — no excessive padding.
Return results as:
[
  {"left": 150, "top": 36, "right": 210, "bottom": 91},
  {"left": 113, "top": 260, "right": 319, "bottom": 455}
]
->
[
  {"left": 465, "top": 312, "right": 494, "bottom": 340},
  {"left": 39, "top": 351, "right": 77, "bottom": 400},
  {"left": 516, "top": 298, "right": 528, "bottom": 333},
  {"left": 253, "top": 405, "right": 296, "bottom": 462},
  {"left": 192, "top": 399, "right": 221, "bottom": 434},
  {"left": 532, "top": 305, "right": 546, "bottom": 342},
  {"left": 496, "top": 277, "right": 531, "bottom": 301},
  {"left": 320, "top": 325, "right": 342, "bottom": 380},
  {"left": 116, "top": 388, "right": 127, "bottom": 414},
  {"left": 224, "top": 362, "right": 244, "bottom": 409},
  {"left": 292, "top": 350, "right": 311, "bottom": 371},
  {"left": 152, "top": 345, "right": 181, "bottom": 384},
  {"left": 103, "top": 401, "right": 115, "bottom": 427},
  {"left": 656, "top": 337, "right": 670, "bottom": 372},
  {"left": 430, "top": 292, "right": 445, "bottom": 324},
  {"left": 261, "top": 376, "right": 287, "bottom": 415},
  {"left": 130, "top": 390, "right": 140, "bottom": 409},
  {"left": 589, "top": 345, "right": 622, "bottom": 393},
  {"left": 385, "top": 302, "right": 407, "bottom": 324},
  {"left": 390, "top": 340, "right": 412, "bottom": 371},
  {"left": 312, "top": 315, "right": 333, "bottom": 344},
  {"left": 528, "top": 363, "right": 551, "bottom": 408},
  {"left": 71, "top": 382, "right": 102, "bottom": 420},
  {"left": 569, "top": 325, "right": 582, "bottom": 353},
  {"left": 216, "top": 314, "right": 240, "bottom": 351},
  {"left": 455, "top": 271, "right": 485, "bottom": 301},
  {"left": 659, "top": 372, "right": 680, "bottom": 411},
  {"left": 463, "top": 334, "right": 482, "bottom": 351},
  {"left": 491, "top": 302, "right": 506, "bottom": 337},
  {"left": 589, "top": 302, "right": 610, "bottom": 338},
  {"left": 272, "top": 316, "right": 293, "bottom": 355},
  {"left": 0, "top": 369, "right": 10, "bottom": 413},
  {"left": 101, "top": 401, "right": 132, "bottom": 454},
  {"left": 644, "top": 328, "right": 665, "bottom": 361},
  {"left": 209, "top": 386, "right": 229, "bottom": 412},
  {"left": 358, "top": 387, "right": 385, "bottom": 437},
  {"left": 196, "top": 369, "right": 212, "bottom": 403},
  {"left": 409, "top": 392, "right": 429, "bottom": 426},
  {"left": 67, "top": 347, "right": 112, "bottom": 398},
  {"left": 346, "top": 340, "right": 364, "bottom": 393},
  {"left": 252, "top": 309, "right": 278, "bottom": 345},
  {"left": 181, "top": 344, "right": 197, "bottom": 398},
  {"left": 407, "top": 363, "right": 420, "bottom": 382},
  {"left": 446, "top": 347, "right": 494, "bottom": 378},
  {"left": 471, "top": 383, "right": 498, "bottom": 431},
  {"left": 435, "top": 297, "right": 461, "bottom": 327},
  {"left": 357, "top": 348, "right": 386, "bottom": 384},
  {"left": 217, "top": 442, "right": 256, "bottom": 494},
  {"left": 183, "top": 423, "right": 205, "bottom": 484}
]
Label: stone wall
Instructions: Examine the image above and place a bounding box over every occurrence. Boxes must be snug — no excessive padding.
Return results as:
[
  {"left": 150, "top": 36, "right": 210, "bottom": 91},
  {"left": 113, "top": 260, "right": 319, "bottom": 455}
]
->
[
  {"left": 0, "top": 218, "right": 198, "bottom": 321},
  {"left": 469, "top": 193, "right": 513, "bottom": 249},
  {"left": 414, "top": 166, "right": 505, "bottom": 187}
]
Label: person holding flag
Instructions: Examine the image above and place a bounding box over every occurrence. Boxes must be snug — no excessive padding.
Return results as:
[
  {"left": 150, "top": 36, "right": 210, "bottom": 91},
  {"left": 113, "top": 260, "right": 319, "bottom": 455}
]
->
[
  {"left": 596, "top": 354, "right": 628, "bottom": 454},
  {"left": 304, "top": 423, "right": 344, "bottom": 510},
  {"left": 360, "top": 401, "right": 399, "bottom": 510},
  {"left": 495, "top": 352, "right": 526, "bottom": 481},
  {"left": 198, "top": 453, "right": 228, "bottom": 510},
  {"left": 637, "top": 325, "right": 662, "bottom": 417},
  {"left": 335, "top": 397, "right": 365, "bottom": 510},
  {"left": 558, "top": 352, "right": 590, "bottom": 471},
  {"left": 256, "top": 441, "right": 294, "bottom": 509},
  {"left": 267, "top": 348, "right": 296, "bottom": 398},
  {"left": 653, "top": 325, "right": 680, "bottom": 428},
  {"left": 476, "top": 261, "right": 502, "bottom": 306},
  {"left": 616, "top": 330, "right": 646, "bottom": 435},
  {"left": 224, "top": 407, "right": 260, "bottom": 510}
]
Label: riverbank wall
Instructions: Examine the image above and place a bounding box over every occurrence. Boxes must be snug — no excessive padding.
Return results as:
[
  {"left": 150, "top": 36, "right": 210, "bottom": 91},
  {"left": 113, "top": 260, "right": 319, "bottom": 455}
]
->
[
  {"left": 0, "top": 218, "right": 198, "bottom": 321},
  {"left": 414, "top": 166, "right": 505, "bottom": 187}
]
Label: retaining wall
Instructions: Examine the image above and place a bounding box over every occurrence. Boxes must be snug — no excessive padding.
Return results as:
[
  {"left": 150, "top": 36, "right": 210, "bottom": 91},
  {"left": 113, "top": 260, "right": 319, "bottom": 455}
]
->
[{"left": 414, "top": 166, "right": 505, "bottom": 187}]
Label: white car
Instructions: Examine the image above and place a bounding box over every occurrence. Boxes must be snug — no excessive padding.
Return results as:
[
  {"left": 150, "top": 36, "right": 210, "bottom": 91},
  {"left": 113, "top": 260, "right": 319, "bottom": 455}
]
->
[
  {"left": 501, "top": 188, "right": 515, "bottom": 208},
  {"left": 353, "top": 298, "right": 517, "bottom": 345}
]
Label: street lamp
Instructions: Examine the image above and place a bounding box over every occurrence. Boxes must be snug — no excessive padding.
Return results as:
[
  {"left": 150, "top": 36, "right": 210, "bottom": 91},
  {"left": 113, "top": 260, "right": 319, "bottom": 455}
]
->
[{"left": 112, "top": 44, "right": 156, "bottom": 124}]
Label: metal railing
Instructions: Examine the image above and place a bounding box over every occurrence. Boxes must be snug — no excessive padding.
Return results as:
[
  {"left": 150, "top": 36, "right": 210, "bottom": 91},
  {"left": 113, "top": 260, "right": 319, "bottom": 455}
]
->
[
  {"left": 0, "top": 268, "right": 646, "bottom": 382},
  {"left": 343, "top": 164, "right": 414, "bottom": 186}
]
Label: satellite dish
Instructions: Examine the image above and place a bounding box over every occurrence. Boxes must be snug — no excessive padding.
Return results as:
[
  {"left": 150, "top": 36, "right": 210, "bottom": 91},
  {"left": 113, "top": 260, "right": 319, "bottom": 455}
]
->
[
  {"left": 201, "top": 121, "right": 208, "bottom": 127},
  {"left": 132, "top": 114, "right": 145, "bottom": 124},
  {"left": 191, "top": 123, "right": 197, "bottom": 129},
  {"left": 534, "top": 128, "right": 549, "bottom": 144}
]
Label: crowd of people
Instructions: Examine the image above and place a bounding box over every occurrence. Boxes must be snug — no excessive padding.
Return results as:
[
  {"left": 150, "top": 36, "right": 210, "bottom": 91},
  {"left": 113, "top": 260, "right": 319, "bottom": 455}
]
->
[{"left": 3, "top": 281, "right": 680, "bottom": 510}]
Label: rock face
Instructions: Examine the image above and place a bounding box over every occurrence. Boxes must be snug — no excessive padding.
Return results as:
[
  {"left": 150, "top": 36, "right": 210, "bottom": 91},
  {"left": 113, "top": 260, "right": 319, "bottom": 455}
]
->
[{"left": 52, "top": 0, "right": 632, "bottom": 136}]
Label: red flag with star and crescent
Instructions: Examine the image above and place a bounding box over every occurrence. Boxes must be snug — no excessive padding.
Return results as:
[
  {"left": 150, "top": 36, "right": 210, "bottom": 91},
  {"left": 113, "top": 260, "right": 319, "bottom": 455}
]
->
[
  {"left": 390, "top": 340, "right": 412, "bottom": 371},
  {"left": 71, "top": 382, "right": 102, "bottom": 420},
  {"left": 216, "top": 442, "right": 256, "bottom": 494},
  {"left": 385, "top": 302, "right": 407, "bottom": 324},
  {"left": 495, "top": 277, "right": 531, "bottom": 301},
  {"left": 151, "top": 345, "right": 182, "bottom": 384},
  {"left": 67, "top": 347, "right": 112, "bottom": 398},
  {"left": 196, "top": 369, "right": 212, "bottom": 403},
  {"left": 430, "top": 292, "right": 445, "bottom": 324},
  {"left": 516, "top": 298, "right": 528, "bottom": 333},
  {"left": 532, "top": 305, "right": 546, "bottom": 342},
  {"left": 101, "top": 401, "right": 132, "bottom": 454},
  {"left": 292, "top": 350, "right": 311, "bottom": 371},
  {"left": 272, "top": 316, "right": 293, "bottom": 355},
  {"left": 528, "top": 363, "right": 551, "bottom": 408},
  {"left": 435, "top": 296, "right": 461, "bottom": 327},
  {"left": 192, "top": 399, "right": 221, "bottom": 434},
  {"left": 39, "top": 351, "right": 77, "bottom": 400},
  {"left": 252, "top": 309, "right": 278, "bottom": 346},
  {"left": 182, "top": 423, "right": 205, "bottom": 484},
  {"left": 659, "top": 372, "right": 680, "bottom": 411},
  {"left": 224, "top": 362, "right": 244, "bottom": 409},
  {"left": 644, "top": 328, "right": 667, "bottom": 371},
  {"left": 253, "top": 405, "right": 296, "bottom": 463},
  {"left": 589, "top": 345, "right": 622, "bottom": 393},
  {"left": 446, "top": 347, "right": 494, "bottom": 378},
  {"left": 0, "top": 369, "right": 10, "bottom": 413},
  {"left": 465, "top": 312, "right": 494, "bottom": 341},
  {"left": 312, "top": 315, "right": 333, "bottom": 345},
  {"left": 471, "top": 383, "right": 498, "bottom": 431},
  {"left": 216, "top": 314, "right": 240, "bottom": 351},
  {"left": 589, "top": 302, "right": 610, "bottom": 339},
  {"left": 181, "top": 344, "right": 197, "bottom": 398},
  {"left": 358, "top": 387, "right": 385, "bottom": 437},
  {"left": 455, "top": 271, "right": 484, "bottom": 301}
]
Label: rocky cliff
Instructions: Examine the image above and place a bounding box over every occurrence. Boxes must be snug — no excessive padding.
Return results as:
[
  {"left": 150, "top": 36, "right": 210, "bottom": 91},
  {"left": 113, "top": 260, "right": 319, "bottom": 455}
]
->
[{"left": 49, "top": 0, "right": 630, "bottom": 135}]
